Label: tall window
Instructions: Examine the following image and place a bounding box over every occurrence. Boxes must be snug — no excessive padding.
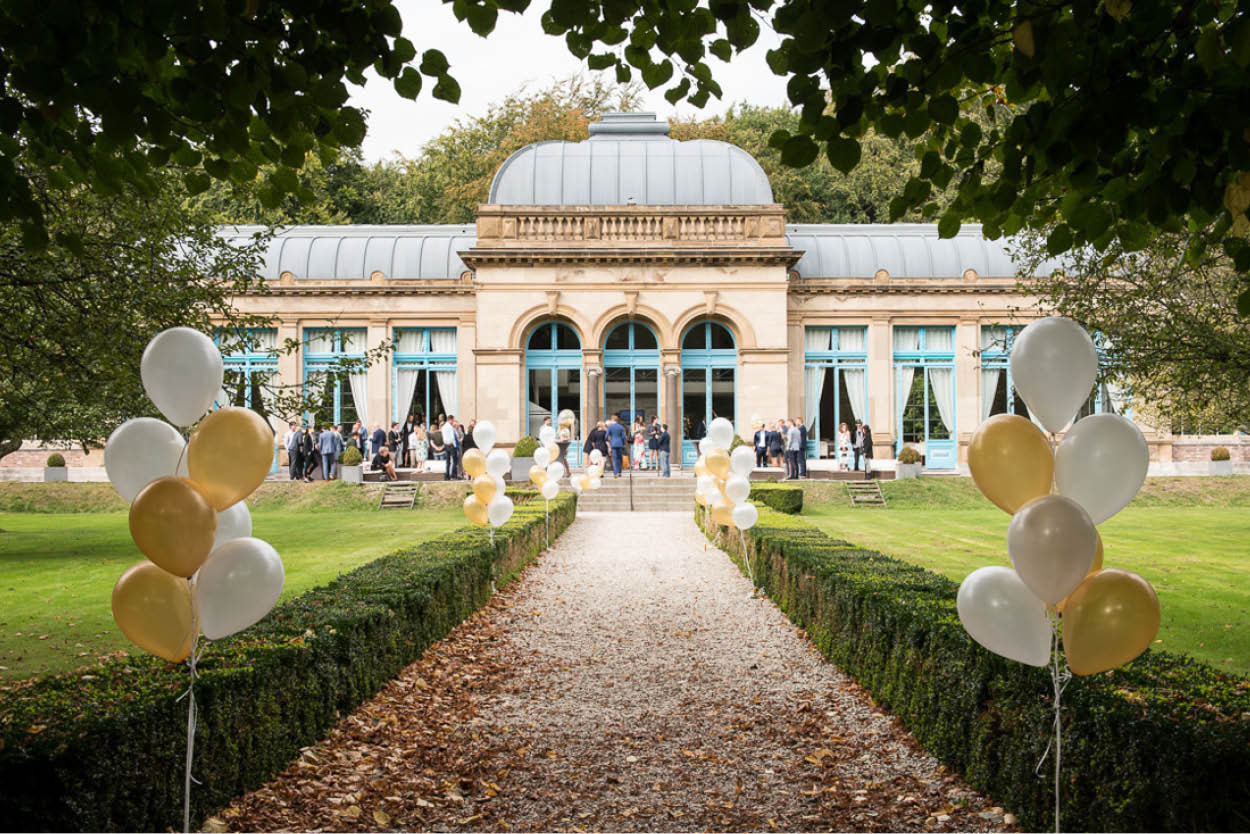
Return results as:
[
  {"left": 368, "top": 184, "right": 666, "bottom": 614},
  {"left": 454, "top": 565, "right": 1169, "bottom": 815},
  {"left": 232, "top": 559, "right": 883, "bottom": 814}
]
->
[
  {"left": 215, "top": 329, "right": 279, "bottom": 421},
  {"left": 681, "top": 321, "right": 737, "bottom": 462},
  {"left": 394, "top": 327, "right": 457, "bottom": 426},
  {"left": 603, "top": 322, "right": 659, "bottom": 425},
  {"left": 303, "top": 328, "right": 366, "bottom": 427},
  {"left": 526, "top": 322, "right": 581, "bottom": 442},
  {"left": 803, "top": 326, "right": 867, "bottom": 458},
  {"left": 894, "top": 326, "right": 957, "bottom": 468}
]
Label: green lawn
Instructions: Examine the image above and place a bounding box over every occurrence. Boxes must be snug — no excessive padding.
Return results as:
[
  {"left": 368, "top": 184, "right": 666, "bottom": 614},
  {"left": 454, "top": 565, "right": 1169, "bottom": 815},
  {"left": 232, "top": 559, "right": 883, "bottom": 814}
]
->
[
  {"left": 804, "top": 481, "right": 1250, "bottom": 675},
  {"left": 0, "top": 505, "right": 463, "bottom": 680}
]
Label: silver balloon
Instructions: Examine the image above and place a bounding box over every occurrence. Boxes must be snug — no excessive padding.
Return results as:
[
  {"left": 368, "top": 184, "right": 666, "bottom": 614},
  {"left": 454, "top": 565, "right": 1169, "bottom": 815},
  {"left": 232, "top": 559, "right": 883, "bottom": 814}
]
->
[
  {"left": 1009, "top": 317, "right": 1098, "bottom": 433},
  {"left": 195, "top": 537, "right": 284, "bottom": 641},
  {"left": 140, "top": 327, "right": 224, "bottom": 428},
  {"left": 1008, "top": 495, "right": 1097, "bottom": 605},
  {"left": 1055, "top": 413, "right": 1149, "bottom": 524},
  {"left": 957, "top": 566, "right": 1052, "bottom": 667}
]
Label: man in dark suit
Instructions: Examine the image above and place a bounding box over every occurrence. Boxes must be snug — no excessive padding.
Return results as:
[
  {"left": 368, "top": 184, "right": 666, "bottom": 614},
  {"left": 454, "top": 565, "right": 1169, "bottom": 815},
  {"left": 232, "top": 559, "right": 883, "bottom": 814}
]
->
[
  {"left": 657, "top": 423, "right": 671, "bottom": 477},
  {"left": 753, "top": 425, "right": 767, "bottom": 467},
  {"left": 861, "top": 422, "right": 875, "bottom": 479},
  {"left": 606, "top": 414, "right": 627, "bottom": 477},
  {"left": 285, "top": 422, "right": 302, "bottom": 480},
  {"left": 797, "top": 417, "right": 809, "bottom": 478}
]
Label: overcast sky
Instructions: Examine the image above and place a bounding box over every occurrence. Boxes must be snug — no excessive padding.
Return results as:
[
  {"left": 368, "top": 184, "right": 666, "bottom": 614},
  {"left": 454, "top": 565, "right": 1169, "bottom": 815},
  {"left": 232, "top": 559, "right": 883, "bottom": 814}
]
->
[{"left": 348, "top": 0, "right": 794, "bottom": 162}]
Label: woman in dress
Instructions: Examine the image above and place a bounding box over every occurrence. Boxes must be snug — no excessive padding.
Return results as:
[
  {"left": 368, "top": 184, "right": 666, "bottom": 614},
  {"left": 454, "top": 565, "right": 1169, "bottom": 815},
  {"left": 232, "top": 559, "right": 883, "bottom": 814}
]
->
[
  {"left": 838, "top": 421, "right": 852, "bottom": 471},
  {"left": 412, "top": 422, "right": 428, "bottom": 473},
  {"left": 632, "top": 425, "right": 647, "bottom": 470}
]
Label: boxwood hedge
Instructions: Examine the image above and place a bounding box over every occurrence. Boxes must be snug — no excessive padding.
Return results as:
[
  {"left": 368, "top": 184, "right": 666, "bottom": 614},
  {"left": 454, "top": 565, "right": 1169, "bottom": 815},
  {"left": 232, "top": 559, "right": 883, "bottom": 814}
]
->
[
  {"left": 699, "top": 503, "right": 1250, "bottom": 832},
  {"left": 0, "top": 490, "right": 576, "bottom": 832},
  {"left": 747, "top": 483, "right": 803, "bottom": 514}
]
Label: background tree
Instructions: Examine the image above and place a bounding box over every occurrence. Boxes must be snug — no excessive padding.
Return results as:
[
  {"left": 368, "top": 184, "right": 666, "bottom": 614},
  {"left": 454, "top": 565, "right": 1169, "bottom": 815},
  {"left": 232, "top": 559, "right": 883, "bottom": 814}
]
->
[{"left": 1018, "top": 228, "right": 1250, "bottom": 433}]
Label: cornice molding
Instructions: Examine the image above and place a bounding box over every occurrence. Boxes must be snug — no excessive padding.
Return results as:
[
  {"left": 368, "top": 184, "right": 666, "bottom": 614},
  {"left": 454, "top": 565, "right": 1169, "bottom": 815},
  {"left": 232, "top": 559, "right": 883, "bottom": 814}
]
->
[{"left": 462, "top": 247, "right": 802, "bottom": 268}]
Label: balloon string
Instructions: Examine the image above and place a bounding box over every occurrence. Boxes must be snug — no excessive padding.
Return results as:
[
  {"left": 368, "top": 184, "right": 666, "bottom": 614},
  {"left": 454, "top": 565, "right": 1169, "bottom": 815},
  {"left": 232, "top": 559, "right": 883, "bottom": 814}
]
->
[
  {"left": 737, "top": 528, "right": 757, "bottom": 595},
  {"left": 1034, "top": 614, "right": 1072, "bottom": 832},
  {"left": 544, "top": 498, "right": 549, "bottom": 550},
  {"left": 176, "top": 634, "right": 206, "bottom": 833}
]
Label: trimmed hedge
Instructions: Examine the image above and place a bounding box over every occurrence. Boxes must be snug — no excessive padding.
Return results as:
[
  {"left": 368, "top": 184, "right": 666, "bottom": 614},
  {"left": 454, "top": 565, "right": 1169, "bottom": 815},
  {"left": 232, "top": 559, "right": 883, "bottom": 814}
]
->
[
  {"left": 0, "top": 490, "right": 576, "bottom": 832},
  {"left": 747, "top": 483, "right": 803, "bottom": 514},
  {"left": 699, "top": 504, "right": 1250, "bottom": 832}
]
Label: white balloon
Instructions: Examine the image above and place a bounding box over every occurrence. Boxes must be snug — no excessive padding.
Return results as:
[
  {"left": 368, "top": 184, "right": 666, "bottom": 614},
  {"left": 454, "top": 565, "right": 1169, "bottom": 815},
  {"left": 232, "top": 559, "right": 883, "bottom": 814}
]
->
[
  {"left": 487, "top": 494, "right": 514, "bottom": 528},
  {"left": 1055, "top": 413, "right": 1149, "bottom": 525},
  {"left": 140, "top": 327, "right": 224, "bottom": 427},
  {"left": 546, "top": 461, "right": 565, "bottom": 482},
  {"left": 726, "top": 474, "right": 751, "bottom": 504},
  {"left": 732, "top": 501, "right": 759, "bottom": 530},
  {"left": 539, "top": 425, "right": 557, "bottom": 445},
  {"left": 495, "top": 474, "right": 507, "bottom": 498},
  {"left": 212, "top": 501, "right": 252, "bottom": 551},
  {"left": 485, "top": 449, "right": 511, "bottom": 477},
  {"left": 474, "top": 420, "right": 497, "bottom": 455},
  {"left": 957, "top": 566, "right": 1052, "bottom": 667},
  {"left": 730, "top": 445, "right": 756, "bottom": 477},
  {"left": 1008, "top": 495, "right": 1097, "bottom": 605},
  {"left": 541, "top": 480, "right": 559, "bottom": 500},
  {"left": 104, "top": 418, "right": 186, "bottom": 503},
  {"left": 586, "top": 464, "right": 600, "bottom": 479},
  {"left": 589, "top": 477, "right": 601, "bottom": 490},
  {"left": 573, "top": 481, "right": 584, "bottom": 496},
  {"left": 696, "top": 475, "right": 716, "bottom": 496},
  {"left": 195, "top": 537, "right": 284, "bottom": 641},
  {"left": 698, "top": 437, "right": 713, "bottom": 456},
  {"left": 707, "top": 417, "right": 735, "bottom": 450},
  {"left": 589, "top": 449, "right": 604, "bottom": 465},
  {"left": 1009, "top": 317, "right": 1099, "bottom": 433},
  {"left": 533, "top": 447, "right": 551, "bottom": 468}
]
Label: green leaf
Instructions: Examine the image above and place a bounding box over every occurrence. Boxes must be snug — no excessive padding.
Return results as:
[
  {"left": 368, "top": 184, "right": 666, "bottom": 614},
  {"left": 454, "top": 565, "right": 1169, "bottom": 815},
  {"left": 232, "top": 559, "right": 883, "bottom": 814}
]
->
[
  {"left": 663, "top": 78, "right": 691, "bottom": 105},
  {"left": 587, "top": 53, "right": 615, "bottom": 71},
  {"left": 392, "top": 37, "right": 417, "bottom": 65},
  {"left": 825, "top": 136, "right": 861, "bottom": 173},
  {"left": 1046, "top": 224, "right": 1074, "bottom": 255},
  {"left": 781, "top": 135, "right": 820, "bottom": 167},
  {"left": 1196, "top": 28, "right": 1223, "bottom": 73},
  {"left": 395, "top": 67, "right": 422, "bottom": 100},
  {"left": 1227, "top": 17, "right": 1250, "bottom": 67},
  {"left": 768, "top": 129, "right": 791, "bottom": 150},
  {"left": 183, "top": 171, "right": 212, "bottom": 195},
  {"left": 1237, "top": 287, "right": 1250, "bottom": 317},
  {"left": 615, "top": 63, "right": 632, "bottom": 84},
  {"left": 432, "top": 74, "right": 461, "bottom": 103},
  {"left": 937, "top": 213, "right": 961, "bottom": 238},
  {"left": 710, "top": 38, "right": 732, "bottom": 62},
  {"left": 927, "top": 94, "right": 958, "bottom": 125},
  {"left": 420, "top": 49, "right": 450, "bottom": 76},
  {"left": 765, "top": 47, "right": 788, "bottom": 75}
]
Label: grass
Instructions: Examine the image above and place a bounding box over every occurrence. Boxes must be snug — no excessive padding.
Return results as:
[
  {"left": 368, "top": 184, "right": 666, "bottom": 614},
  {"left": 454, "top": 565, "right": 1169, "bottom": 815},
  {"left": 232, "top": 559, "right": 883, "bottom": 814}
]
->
[
  {"left": 0, "top": 492, "right": 465, "bottom": 680},
  {"left": 803, "top": 477, "right": 1250, "bottom": 675}
]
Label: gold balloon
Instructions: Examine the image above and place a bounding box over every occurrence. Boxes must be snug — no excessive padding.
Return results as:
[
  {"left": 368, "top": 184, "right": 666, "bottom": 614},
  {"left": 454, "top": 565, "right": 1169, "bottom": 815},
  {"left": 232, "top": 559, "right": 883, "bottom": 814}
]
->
[
  {"left": 463, "top": 448, "right": 487, "bottom": 478},
  {"left": 463, "top": 495, "right": 488, "bottom": 526},
  {"left": 544, "top": 442, "right": 560, "bottom": 462},
  {"left": 695, "top": 491, "right": 709, "bottom": 507},
  {"left": 112, "top": 561, "right": 196, "bottom": 662},
  {"left": 711, "top": 495, "right": 734, "bottom": 527},
  {"left": 187, "top": 406, "right": 274, "bottom": 510},
  {"left": 472, "top": 474, "right": 498, "bottom": 505},
  {"left": 577, "top": 474, "right": 591, "bottom": 491},
  {"left": 129, "top": 477, "right": 217, "bottom": 577},
  {"left": 528, "top": 464, "right": 548, "bottom": 486},
  {"left": 1057, "top": 533, "right": 1104, "bottom": 614},
  {"left": 693, "top": 456, "right": 709, "bottom": 478},
  {"left": 706, "top": 449, "right": 731, "bottom": 479},
  {"left": 716, "top": 477, "right": 729, "bottom": 499},
  {"left": 968, "top": 414, "right": 1054, "bottom": 514},
  {"left": 1062, "top": 568, "right": 1161, "bottom": 676}
]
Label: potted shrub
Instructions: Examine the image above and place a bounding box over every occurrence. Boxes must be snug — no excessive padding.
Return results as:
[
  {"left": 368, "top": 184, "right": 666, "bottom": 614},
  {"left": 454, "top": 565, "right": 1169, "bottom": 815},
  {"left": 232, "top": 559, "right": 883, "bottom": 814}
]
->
[
  {"left": 339, "top": 445, "right": 364, "bottom": 483},
  {"left": 511, "top": 434, "right": 539, "bottom": 480},
  {"left": 44, "top": 452, "right": 68, "bottom": 482},
  {"left": 1210, "top": 446, "right": 1233, "bottom": 476},
  {"left": 896, "top": 445, "right": 923, "bottom": 479}
]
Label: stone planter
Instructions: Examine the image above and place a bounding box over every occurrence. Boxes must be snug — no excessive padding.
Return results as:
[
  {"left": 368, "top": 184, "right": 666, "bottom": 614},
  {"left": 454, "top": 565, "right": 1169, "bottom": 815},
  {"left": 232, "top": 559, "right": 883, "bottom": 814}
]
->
[
  {"left": 340, "top": 464, "right": 363, "bottom": 483},
  {"left": 43, "top": 467, "right": 68, "bottom": 482},
  {"left": 896, "top": 462, "right": 922, "bottom": 479},
  {"left": 511, "top": 456, "right": 535, "bottom": 481},
  {"left": 1211, "top": 460, "right": 1234, "bottom": 476}
]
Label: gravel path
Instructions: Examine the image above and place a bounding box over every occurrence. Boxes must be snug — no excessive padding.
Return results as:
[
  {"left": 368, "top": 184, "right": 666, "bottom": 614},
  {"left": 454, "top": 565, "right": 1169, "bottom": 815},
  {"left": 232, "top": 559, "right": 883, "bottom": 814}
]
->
[{"left": 218, "top": 512, "right": 1014, "bottom": 833}]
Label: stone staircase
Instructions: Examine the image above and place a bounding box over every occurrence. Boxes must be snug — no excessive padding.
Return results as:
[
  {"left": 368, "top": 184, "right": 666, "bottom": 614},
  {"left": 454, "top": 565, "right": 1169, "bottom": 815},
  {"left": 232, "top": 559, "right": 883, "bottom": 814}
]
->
[{"left": 572, "top": 472, "right": 697, "bottom": 512}]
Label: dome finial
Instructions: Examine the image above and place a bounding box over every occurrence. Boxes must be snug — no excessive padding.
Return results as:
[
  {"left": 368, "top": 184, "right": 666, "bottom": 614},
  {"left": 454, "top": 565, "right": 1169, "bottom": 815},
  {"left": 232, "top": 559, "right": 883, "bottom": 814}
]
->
[{"left": 588, "top": 112, "right": 670, "bottom": 140}]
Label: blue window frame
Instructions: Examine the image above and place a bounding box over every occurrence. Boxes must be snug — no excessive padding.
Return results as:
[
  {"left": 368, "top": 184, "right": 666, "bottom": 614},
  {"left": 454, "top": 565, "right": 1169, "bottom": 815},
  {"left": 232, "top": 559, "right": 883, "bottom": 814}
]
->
[
  {"left": 680, "top": 321, "right": 737, "bottom": 464},
  {"left": 302, "top": 327, "right": 365, "bottom": 427},
  {"left": 393, "top": 327, "right": 457, "bottom": 425},
  {"left": 215, "top": 328, "right": 280, "bottom": 473},
  {"left": 893, "top": 326, "right": 957, "bottom": 469},
  {"left": 803, "top": 326, "right": 868, "bottom": 462},
  {"left": 603, "top": 322, "right": 660, "bottom": 427},
  {"left": 525, "top": 323, "right": 582, "bottom": 458}
]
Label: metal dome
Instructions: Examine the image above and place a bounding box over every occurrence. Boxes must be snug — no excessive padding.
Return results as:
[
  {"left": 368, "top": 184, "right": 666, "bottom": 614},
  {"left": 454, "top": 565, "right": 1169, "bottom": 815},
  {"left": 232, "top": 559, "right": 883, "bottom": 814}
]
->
[
  {"left": 221, "top": 225, "right": 476, "bottom": 281},
  {"left": 487, "top": 112, "right": 775, "bottom": 206}
]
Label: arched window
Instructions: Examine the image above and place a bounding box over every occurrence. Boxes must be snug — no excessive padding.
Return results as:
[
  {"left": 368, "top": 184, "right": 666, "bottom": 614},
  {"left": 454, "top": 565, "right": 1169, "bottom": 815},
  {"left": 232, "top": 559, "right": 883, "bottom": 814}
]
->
[
  {"left": 680, "top": 321, "right": 737, "bottom": 464},
  {"left": 526, "top": 322, "right": 582, "bottom": 443},
  {"left": 602, "top": 321, "right": 660, "bottom": 425}
]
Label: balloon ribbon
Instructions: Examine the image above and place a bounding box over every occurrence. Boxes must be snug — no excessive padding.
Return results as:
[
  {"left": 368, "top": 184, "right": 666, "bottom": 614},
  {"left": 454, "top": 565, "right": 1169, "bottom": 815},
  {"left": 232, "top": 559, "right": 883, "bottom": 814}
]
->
[
  {"left": 1035, "top": 612, "right": 1072, "bottom": 833},
  {"left": 176, "top": 633, "right": 205, "bottom": 834},
  {"left": 737, "top": 528, "right": 758, "bottom": 597}
]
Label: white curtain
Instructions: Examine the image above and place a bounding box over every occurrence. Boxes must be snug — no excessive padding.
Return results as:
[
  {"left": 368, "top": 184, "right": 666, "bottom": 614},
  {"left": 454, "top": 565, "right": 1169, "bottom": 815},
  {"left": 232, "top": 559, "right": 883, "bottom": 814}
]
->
[
  {"left": 396, "top": 330, "right": 425, "bottom": 353},
  {"left": 429, "top": 329, "right": 457, "bottom": 355},
  {"left": 804, "top": 366, "right": 825, "bottom": 430},
  {"left": 429, "top": 329, "right": 458, "bottom": 416},
  {"left": 837, "top": 326, "right": 865, "bottom": 352},
  {"left": 340, "top": 329, "right": 362, "bottom": 353},
  {"left": 982, "top": 368, "right": 1004, "bottom": 420},
  {"left": 1106, "top": 381, "right": 1131, "bottom": 415},
  {"left": 893, "top": 326, "right": 920, "bottom": 353},
  {"left": 930, "top": 368, "right": 954, "bottom": 433},
  {"left": 348, "top": 371, "right": 368, "bottom": 427},
  {"left": 254, "top": 329, "right": 279, "bottom": 353},
  {"left": 893, "top": 328, "right": 920, "bottom": 439},
  {"left": 980, "top": 325, "right": 1010, "bottom": 352},
  {"left": 843, "top": 368, "right": 866, "bottom": 422},
  {"left": 396, "top": 369, "right": 421, "bottom": 424},
  {"left": 306, "top": 329, "right": 334, "bottom": 353},
  {"left": 926, "top": 327, "right": 954, "bottom": 352}
]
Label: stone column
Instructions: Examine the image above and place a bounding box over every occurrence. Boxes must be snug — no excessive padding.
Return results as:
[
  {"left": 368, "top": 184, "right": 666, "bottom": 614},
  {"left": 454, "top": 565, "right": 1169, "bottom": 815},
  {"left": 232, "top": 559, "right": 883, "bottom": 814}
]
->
[
  {"left": 585, "top": 367, "right": 601, "bottom": 429},
  {"left": 664, "top": 366, "right": 681, "bottom": 434},
  {"left": 954, "top": 319, "right": 980, "bottom": 463},
  {"left": 366, "top": 322, "right": 389, "bottom": 431},
  {"left": 867, "top": 318, "right": 893, "bottom": 453},
  {"left": 276, "top": 321, "right": 300, "bottom": 422}
]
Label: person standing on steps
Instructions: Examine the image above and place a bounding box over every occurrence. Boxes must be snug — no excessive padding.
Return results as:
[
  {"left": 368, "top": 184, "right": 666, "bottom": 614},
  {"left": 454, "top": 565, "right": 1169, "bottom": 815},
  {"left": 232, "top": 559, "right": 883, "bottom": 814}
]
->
[
  {"left": 301, "top": 426, "right": 316, "bottom": 482},
  {"left": 606, "top": 414, "right": 627, "bottom": 478},
  {"left": 318, "top": 422, "right": 343, "bottom": 480},
  {"left": 754, "top": 423, "right": 767, "bottom": 468},
  {"left": 786, "top": 419, "right": 802, "bottom": 481},
  {"left": 797, "top": 417, "right": 809, "bottom": 478},
  {"left": 370, "top": 423, "right": 386, "bottom": 460},
  {"left": 766, "top": 421, "right": 783, "bottom": 469},
  {"left": 657, "top": 423, "right": 671, "bottom": 477},
  {"left": 647, "top": 416, "right": 661, "bottom": 470},
  {"left": 860, "top": 422, "right": 875, "bottom": 479},
  {"left": 285, "top": 422, "right": 301, "bottom": 480},
  {"left": 442, "top": 415, "right": 461, "bottom": 481}
]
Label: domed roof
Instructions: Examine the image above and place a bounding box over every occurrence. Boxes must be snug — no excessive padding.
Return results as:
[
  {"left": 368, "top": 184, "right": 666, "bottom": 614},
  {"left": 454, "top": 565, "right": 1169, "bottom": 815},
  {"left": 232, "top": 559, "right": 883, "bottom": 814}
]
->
[{"left": 487, "top": 113, "right": 774, "bottom": 206}]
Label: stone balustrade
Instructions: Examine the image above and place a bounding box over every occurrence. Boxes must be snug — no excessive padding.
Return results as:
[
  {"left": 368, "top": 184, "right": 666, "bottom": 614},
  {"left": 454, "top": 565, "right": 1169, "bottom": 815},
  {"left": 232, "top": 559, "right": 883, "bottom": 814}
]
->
[{"left": 475, "top": 204, "right": 788, "bottom": 247}]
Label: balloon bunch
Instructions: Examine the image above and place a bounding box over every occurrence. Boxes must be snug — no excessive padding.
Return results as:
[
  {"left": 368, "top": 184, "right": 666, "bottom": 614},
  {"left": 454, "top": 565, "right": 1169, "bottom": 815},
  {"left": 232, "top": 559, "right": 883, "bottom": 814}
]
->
[
  {"left": 461, "top": 421, "right": 516, "bottom": 536},
  {"left": 108, "top": 328, "right": 285, "bottom": 662},
  {"left": 692, "top": 417, "right": 760, "bottom": 533},
  {"left": 528, "top": 424, "right": 568, "bottom": 500},
  {"left": 106, "top": 327, "right": 285, "bottom": 833},
  {"left": 957, "top": 316, "right": 1156, "bottom": 831}
]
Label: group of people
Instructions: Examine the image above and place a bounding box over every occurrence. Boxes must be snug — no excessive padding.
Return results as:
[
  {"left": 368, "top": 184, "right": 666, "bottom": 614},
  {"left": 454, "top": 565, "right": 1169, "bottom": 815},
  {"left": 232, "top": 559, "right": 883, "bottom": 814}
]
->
[
  {"left": 752, "top": 418, "right": 874, "bottom": 479},
  {"left": 583, "top": 414, "right": 672, "bottom": 477},
  {"left": 281, "top": 414, "right": 479, "bottom": 482}
]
